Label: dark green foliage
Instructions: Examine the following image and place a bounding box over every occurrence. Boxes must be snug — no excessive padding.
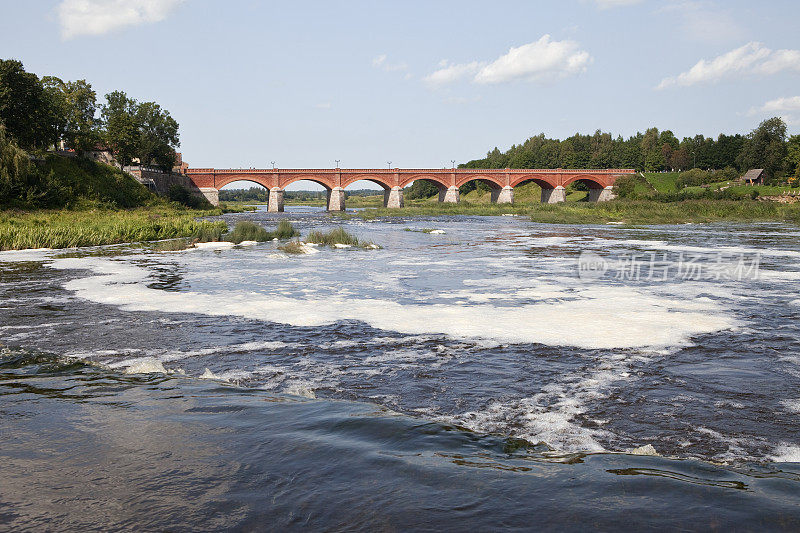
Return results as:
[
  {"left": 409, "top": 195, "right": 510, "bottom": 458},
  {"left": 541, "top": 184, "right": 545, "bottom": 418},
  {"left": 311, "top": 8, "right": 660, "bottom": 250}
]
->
[
  {"left": 101, "top": 91, "right": 179, "bottom": 170},
  {"left": 459, "top": 180, "right": 491, "bottom": 195},
  {"left": 221, "top": 220, "right": 299, "bottom": 244},
  {"left": 304, "top": 227, "right": 377, "bottom": 248},
  {"left": 41, "top": 76, "right": 99, "bottom": 153},
  {"left": 737, "top": 117, "right": 788, "bottom": 179},
  {"left": 274, "top": 219, "right": 299, "bottom": 239},
  {"left": 406, "top": 179, "right": 439, "bottom": 199},
  {"left": 219, "top": 187, "right": 268, "bottom": 202},
  {"left": 0, "top": 59, "right": 59, "bottom": 149},
  {"left": 167, "top": 185, "right": 211, "bottom": 209},
  {"left": 0, "top": 127, "right": 153, "bottom": 208},
  {"left": 306, "top": 227, "right": 360, "bottom": 246},
  {"left": 462, "top": 120, "right": 788, "bottom": 175},
  {"left": 224, "top": 221, "right": 272, "bottom": 243}
]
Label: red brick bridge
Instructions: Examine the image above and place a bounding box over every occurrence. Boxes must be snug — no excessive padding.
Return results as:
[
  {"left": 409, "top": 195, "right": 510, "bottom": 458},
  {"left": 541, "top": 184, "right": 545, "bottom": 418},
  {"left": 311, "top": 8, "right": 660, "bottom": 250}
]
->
[{"left": 185, "top": 167, "right": 634, "bottom": 211}]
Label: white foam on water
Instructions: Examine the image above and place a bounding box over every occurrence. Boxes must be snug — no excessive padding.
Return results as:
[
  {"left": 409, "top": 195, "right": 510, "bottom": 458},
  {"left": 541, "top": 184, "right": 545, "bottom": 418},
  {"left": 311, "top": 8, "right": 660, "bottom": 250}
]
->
[
  {"left": 781, "top": 399, "right": 800, "bottom": 413},
  {"left": 199, "top": 367, "right": 224, "bottom": 380},
  {"left": 118, "top": 357, "right": 167, "bottom": 374},
  {"left": 237, "top": 241, "right": 259, "bottom": 247},
  {"left": 592, "top": 237, "right": 800, "bottom": 259},
  {"left": 771, "top": 443, "right": 800, "bottom": 462},
  {"left": 283, "top": 381, "right": 317, "bottom": 399},
  {"left": 0, "top": 248, "right": 56, "bottom": 262},
  {"left": 192, "top": 241, "right": 236, "bottom": 250},
  {"left": 50, "top": 257, "right": 735, "bottom": 350},
  {"left": 441, "top": 354, "right": 643, "bottom": 453}
]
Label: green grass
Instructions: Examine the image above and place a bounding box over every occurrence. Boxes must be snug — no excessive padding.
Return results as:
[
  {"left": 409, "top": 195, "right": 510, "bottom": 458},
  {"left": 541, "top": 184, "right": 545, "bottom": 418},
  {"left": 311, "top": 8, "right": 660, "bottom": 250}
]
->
[
  {"left": 305, "top": 227, "right": 360, "bottom": 246},
  {"left": 340, "top": 198, "right": 800, "bottom": 225},
  {"left": 224, "top": 221, "right": 273, "bottom": 244},
  {"left": 304, "top": 226, "right": 379, "bottom": 249},
  {"left": 643, "top": 172, "right": 681, "bottom": 194},
  {"left": 273, "top": 219, "right": 300, "bottom": 239},
  {"left": 526, "top": 200, "right": 800, "bottom": 225},
  {"left": 218, "top": 202, "right": 257, "bottom": 213},
  {"left": 0, "top": 206, "right": 228, "bottom": 251}
]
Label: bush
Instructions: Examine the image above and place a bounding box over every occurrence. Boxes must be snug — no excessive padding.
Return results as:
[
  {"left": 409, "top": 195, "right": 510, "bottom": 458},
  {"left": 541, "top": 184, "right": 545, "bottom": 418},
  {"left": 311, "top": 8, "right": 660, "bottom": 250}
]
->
[
  {"left": 224, "top": 221, "right": 272, "bottom": 243},
  {"left": 306, "top": 227, "right": 360, "bottom": 246},
  {"left": 278, "top": 240, "right": 306, "bottom": 254},
  {"left": 406, "top": 180, "right": 439, "bottom": 200},
  {"left": 614, "top": 174, "right": 655, "bottom": 199},
  {"left": 273, "top": 219, "right": 300, "bottom": 239},
  {"left": 167, "top": 185, "right": 211, "bottom": 209}
]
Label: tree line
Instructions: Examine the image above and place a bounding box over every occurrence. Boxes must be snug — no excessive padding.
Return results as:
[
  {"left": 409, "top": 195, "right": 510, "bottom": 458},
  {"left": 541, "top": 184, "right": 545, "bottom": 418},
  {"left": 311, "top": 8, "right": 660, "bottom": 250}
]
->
[
  {"left": 0, "top": 59, "right": 179, "bottom": 170},
  {"left": 462, "top": 118, "right": 799, "bottom": 180}
]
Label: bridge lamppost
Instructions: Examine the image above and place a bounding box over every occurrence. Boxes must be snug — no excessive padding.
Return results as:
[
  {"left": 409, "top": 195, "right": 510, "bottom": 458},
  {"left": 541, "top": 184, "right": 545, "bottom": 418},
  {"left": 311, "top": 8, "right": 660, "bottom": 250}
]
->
[
  {"left": 271, "top": 161, "right": 276, "bottom": 170},
  {"left": 387, "top": 161, "right": 392, "bottom": 170},
  {"left": 335, "top": 159, "right": 340, "bottom": 168},
  {"left": 451, "top": 160, "right": 456, "bottom": 169}
]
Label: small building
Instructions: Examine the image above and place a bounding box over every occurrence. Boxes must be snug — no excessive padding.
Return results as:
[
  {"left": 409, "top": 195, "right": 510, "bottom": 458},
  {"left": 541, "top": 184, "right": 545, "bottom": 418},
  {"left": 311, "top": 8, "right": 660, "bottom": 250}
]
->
[
  {"left": 173, "top": 152, "right": 189, "bottom": 175},
  {"left": 742, "top": 169, "right": 765, "bottom": 185}
]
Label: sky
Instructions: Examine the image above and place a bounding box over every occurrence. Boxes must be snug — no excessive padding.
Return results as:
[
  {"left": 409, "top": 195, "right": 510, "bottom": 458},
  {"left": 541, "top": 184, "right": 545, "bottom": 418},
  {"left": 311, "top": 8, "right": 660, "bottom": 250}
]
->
[{"left": 1, "top": 0, "right": 799, "bottom": 190}]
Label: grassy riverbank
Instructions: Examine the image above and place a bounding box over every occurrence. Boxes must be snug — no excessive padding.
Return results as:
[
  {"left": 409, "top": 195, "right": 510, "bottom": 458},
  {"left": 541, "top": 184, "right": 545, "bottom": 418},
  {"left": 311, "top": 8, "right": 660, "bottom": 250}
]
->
[
  {"left": 0, "top": 206, "right": 228, "bottom": 251},
  {"left": 340, "top": 199, "right": 800, "bottom": 225}
]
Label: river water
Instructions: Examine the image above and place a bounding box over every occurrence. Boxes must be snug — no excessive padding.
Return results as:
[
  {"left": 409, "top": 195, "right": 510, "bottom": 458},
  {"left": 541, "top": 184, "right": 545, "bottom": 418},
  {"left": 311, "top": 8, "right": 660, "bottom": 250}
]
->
[{"left": 2, "top": 206, "right": 800, "bottom": 530}]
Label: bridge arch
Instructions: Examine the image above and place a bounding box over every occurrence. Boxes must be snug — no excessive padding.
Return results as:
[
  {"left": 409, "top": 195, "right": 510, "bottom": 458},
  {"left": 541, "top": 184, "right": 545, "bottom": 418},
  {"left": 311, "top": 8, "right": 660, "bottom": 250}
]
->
[
  {"left": 455, "top": 174, "right": 504, "bottom": 189},
  {"left": 510, "top": 174, "right": 559, "bottom": 188},
  {"left": 399, "top": 173, "right": 451, "bottom": 189},
  {"left": 562, "top": 175, "right": 607, "bottom": 189},
  {"left": 214, "top": 174, "right": 273, "bottom": 190},
  {"left": 511, "top": 177, "right": 554, "bottom": 190},
  {"left": 341, "top": 175, "right": 392, "bottom": 190},
  {"left": 279, "top": 175, "right": 336, "bottom": 190}
]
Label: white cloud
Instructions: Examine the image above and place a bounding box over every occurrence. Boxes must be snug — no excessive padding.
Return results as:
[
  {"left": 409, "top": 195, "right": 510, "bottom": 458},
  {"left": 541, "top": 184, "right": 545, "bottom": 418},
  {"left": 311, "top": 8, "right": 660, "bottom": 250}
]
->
[
  {"left": 424, "top": 60, "right": 482, "bottom": 86},
  {"left": 314, "top": 102, "right": 332, "bottom": 110},
  {"left": 371, "top": 54, "right": 409, "bottom": 72},
  {"left": 657, "top": 42, "right": 800, "bottom": 89},
  {"left": 759, "top": 96, "right": 800, "bottom": 113},
  {"left": 424, "top": 35, "right": 591, "bottom": 87},
  {"left": 592, "top": 0, "right": 643, "bottom": 9},
  {"left": 57, "top": 0, "right": 185, "bottom": 39}
]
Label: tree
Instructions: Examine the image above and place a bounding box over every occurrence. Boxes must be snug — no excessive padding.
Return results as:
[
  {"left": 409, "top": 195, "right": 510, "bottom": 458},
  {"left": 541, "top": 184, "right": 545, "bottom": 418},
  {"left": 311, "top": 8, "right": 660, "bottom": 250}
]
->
[
  {"left": 136, "top": 101, "right": 179, "bottom": 170},
  {"left": 41, "top": 76, "right": 99, "bottom": 153},
  {"left": 737, "top": 117, "right": 788, "bottom": 179},
  {"left": 641, "top": 127, "right": 666, "bottom": 171},
  {"left": 0, "top": 59, "right": 59, "bottom": 149},
  {"left": 406, "top": 179, "right": 439, "bottom": 199},
  {"left": 101, "top": 91, "right": 140, "bottom": 166},
  {"left": 786, "top": 135, "right": 800, "bottom": 177}
]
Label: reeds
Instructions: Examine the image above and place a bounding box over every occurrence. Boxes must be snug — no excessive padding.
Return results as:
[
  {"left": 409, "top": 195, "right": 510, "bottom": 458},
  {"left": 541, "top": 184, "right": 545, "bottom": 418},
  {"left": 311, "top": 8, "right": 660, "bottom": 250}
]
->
[
  {"left": 0, "top": 208, "right": 228, "bottom": 251},
  {"left": 303, "top": 227, "right": 379, "bottom": 249},
  {"left": 277, "top": 240, "right": 307, "bottom": 254}
]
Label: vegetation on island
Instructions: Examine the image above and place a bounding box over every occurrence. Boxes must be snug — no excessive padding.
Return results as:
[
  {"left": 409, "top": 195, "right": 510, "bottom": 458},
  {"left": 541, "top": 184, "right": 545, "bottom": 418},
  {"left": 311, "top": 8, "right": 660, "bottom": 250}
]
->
[{"left": 305, "top": 227, "right": 378, "bottom": 249}]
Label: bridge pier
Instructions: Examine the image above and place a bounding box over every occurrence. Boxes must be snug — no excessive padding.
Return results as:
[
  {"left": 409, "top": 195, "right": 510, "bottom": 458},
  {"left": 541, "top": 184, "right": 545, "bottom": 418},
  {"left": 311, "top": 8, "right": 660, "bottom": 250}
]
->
[
  {"left": 439, "top": 186, "right": 460, "bottom": 204},
  {"left": 199, "top": 187, "right": 219, "bottom": 207},
  {"left": 384, "top": 186, "right": 404, "bottom": 208},
  {"left": 493, "top": 185, "right": 514, "bottom": 204},
  {"left": 598, "top": 186, "right": 617, "bottom": 202},
  {"left": 327, "top": 186, "right": 345, "bottom": 211},
  {"left": 541, "top": 186, "right": 566, "bottom": 204},
  {"left": 268, "top": 187, "right": 284, "bottom": 212}
]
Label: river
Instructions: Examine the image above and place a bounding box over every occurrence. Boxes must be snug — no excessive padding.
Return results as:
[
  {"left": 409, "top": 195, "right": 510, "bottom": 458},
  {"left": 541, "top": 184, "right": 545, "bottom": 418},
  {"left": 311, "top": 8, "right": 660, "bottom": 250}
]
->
[{"left": 2, "top": 206, "right": 800, "bottom": 530}]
